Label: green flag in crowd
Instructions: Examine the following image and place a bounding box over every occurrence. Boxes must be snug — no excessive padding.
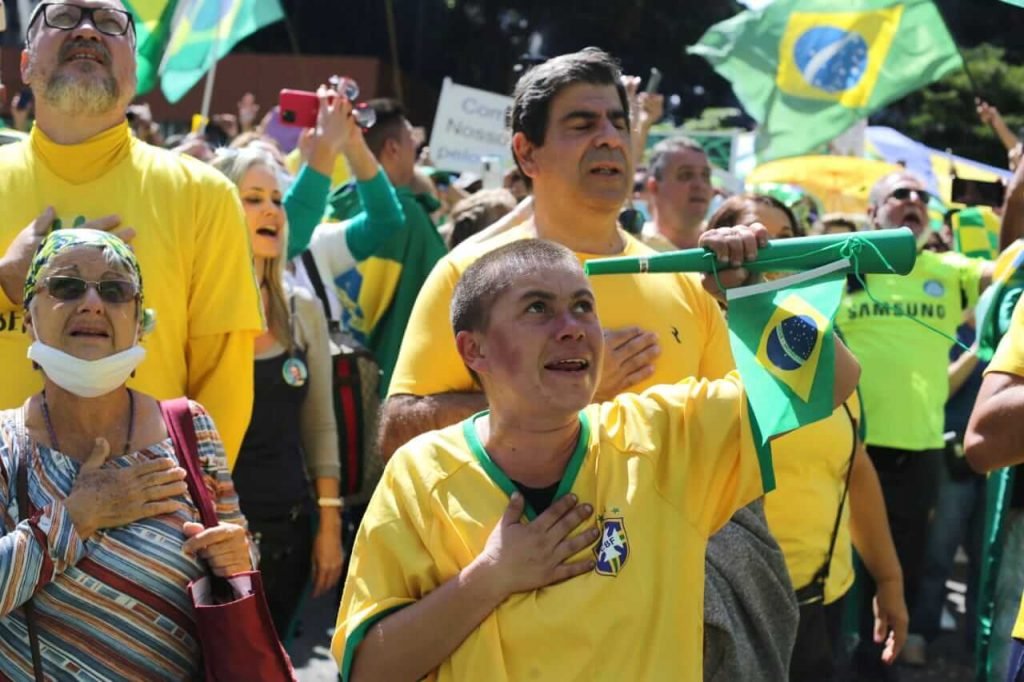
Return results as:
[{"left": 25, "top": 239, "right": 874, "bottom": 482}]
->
[
  {"left": 726, "top": 260, "right": 848, "bottom": 445},
  {"left": 123, "top": 0, "right": 180, "bottom": 97},
  {"left": 1000, "top": 0, "right": 1024, "bottom": 7},
  {"left": 975, "top": 240, "right": 1024, "bottom": 361},
  {"left": 124, "top": 0, "right": 284, "bottom": 103},
  {"left": 689, "top": 0, "right": 963, "bottom": 161}
]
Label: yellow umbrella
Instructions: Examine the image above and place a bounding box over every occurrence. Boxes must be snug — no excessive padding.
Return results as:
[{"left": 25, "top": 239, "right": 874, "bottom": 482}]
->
[{"left": 746, "top": 155, "right": 903, "bottom": 214}]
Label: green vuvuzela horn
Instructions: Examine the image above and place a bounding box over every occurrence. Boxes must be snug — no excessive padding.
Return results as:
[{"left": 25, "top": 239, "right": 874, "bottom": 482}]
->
[{"left": 585, "top": 228, "right": 917, "bottom": 276}]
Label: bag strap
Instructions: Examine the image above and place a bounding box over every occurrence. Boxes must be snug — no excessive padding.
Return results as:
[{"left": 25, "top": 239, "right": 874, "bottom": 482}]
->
[
  {"left": 300, "top": 250, "right": 337, "bottom": 330},
  {"left": 159, "top": 399, "right": 217, "bottom": 529},
  {"left": 811, "top": 400, "right": 858, "bottom": 586},
  {"left": 16, "top": 440, "right": 44, "bottom": 682}
]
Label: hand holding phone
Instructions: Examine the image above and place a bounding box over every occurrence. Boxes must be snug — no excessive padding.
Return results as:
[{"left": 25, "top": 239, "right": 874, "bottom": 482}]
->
[{"left": 951, "top": 177, "right": 1006, "bottom": 207}]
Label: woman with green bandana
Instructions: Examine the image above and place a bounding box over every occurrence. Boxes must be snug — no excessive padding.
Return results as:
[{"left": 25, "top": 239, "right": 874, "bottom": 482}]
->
[{"left": 0, "top": 228, "right": 252, "bottom": 679}]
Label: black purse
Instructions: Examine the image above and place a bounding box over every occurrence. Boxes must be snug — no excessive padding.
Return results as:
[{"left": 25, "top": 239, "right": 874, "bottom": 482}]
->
[{"left": 789, "top": 401, "right": 857, "bottom": 682}]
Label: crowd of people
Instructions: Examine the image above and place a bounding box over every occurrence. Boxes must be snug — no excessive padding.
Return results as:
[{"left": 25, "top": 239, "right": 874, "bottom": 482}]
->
[{"left": 3, "top": 1, "right": 1024, "bottom": 681}]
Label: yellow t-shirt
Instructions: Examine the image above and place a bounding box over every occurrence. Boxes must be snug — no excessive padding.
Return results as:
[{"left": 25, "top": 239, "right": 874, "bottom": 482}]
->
[
  {"left": 0, "top": 124, "right": 263, "bottom": 464},
  {"left": 988, "top": 294, "right": 1024, "bottom": 379},
  {"left": 764, "top": 394, "right": 861, "bottom": 604},
  {"left": 838, "top": 248, "right": 986, "bottom": 450},
  {"left": 984, "top": 299, "right": 1024, "bottom": 639},
  {"left": 388, "top": 225, "right": 735, "bottom": 397},
  {"left": 333, "top": 373, "right": 766, "bottom": 681}
]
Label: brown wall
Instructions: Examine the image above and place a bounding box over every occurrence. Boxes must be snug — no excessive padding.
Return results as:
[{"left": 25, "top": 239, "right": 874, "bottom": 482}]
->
[{"left": 1, "top": 48, "right": 439, "bottom": 127}]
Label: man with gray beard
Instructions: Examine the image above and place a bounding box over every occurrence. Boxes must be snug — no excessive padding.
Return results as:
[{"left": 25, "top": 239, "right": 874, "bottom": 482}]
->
[{"left": 0, "top": 1, "right": 263, "bottom": 465}]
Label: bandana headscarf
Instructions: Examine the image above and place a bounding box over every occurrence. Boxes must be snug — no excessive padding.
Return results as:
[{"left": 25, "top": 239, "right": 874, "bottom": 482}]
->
[{"left": 23, "top": 229, "right": 151, "bottom": 330}]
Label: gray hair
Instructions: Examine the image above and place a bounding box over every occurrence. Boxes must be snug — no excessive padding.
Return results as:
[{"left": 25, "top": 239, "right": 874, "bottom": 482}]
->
[{"left": 648, "top": 137, "right": 707, "bottom": 182}]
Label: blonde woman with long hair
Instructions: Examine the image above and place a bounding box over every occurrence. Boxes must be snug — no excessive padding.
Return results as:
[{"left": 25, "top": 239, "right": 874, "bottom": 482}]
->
[{"left": 212, "top": 146, "right": 344, "bottom": 639}]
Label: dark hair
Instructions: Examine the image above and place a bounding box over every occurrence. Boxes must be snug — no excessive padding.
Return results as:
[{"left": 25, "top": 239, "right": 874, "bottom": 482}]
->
[
  {"left": 362, "top": 98, "right": 408, "bottom": 158},
  {"left": 451, "top": 239, "right": 580, "bottom": 337},
  {"left": 448, "top": 189, "right": 517, "bottom": 249},
  {"left": 708, "top": 193, "right": 803, "bottom": 237},
  {"left": 507, "top": 48, "right": 629, "bottom": 173},
  {"left": 648, "top": 137, "right": 707, "bottom": 182}
]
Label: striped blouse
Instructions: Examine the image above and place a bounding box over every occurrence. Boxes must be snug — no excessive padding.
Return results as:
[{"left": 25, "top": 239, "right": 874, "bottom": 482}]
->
[{"left": 0, "top": 400, "right": 245, "bottom": 681}]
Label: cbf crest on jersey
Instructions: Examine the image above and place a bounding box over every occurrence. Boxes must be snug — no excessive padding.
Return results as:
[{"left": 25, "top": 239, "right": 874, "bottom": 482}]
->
[{"left": 594, "top": 517, "right": 629, "bottom": 577}]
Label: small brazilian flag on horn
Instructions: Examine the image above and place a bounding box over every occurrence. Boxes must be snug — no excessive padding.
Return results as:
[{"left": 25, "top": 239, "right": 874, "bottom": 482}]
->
[{"left": 726, "top": 260, "right": 848, "bottom": 444}]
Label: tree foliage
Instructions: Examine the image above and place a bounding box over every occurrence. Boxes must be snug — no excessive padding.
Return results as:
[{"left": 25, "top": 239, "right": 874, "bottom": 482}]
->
[{"left": 877, "top": 43, "right": 1024, "bottom": 167}]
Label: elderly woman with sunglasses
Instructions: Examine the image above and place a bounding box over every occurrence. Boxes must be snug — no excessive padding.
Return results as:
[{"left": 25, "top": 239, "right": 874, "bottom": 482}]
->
[{"left": 0, "top": 229, "right": 252, "bottom": 680}]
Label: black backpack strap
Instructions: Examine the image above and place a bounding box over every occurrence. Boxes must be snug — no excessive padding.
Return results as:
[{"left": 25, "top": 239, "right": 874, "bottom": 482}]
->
[
  {"left": 811, "top": 400, "right": 858, "bottom": 587},
  {"left": 300, "top": 249, "right": 335, "bottom": 328}
]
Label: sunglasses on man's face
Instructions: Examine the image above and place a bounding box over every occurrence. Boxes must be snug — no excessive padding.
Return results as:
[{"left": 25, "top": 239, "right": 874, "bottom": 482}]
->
[
  {"left": 888, "top": 187, "right": 931, "bottom": 205},
  {"left": 43, "top": 276, "right": 137, "bottom": 303},
  {"left": 29, "top": 3, "right": 135, "bottom": 37}
]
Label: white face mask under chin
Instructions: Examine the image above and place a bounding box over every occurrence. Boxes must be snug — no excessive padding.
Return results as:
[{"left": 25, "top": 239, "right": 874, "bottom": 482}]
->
[{"left": 27, "top": 342, "right": 147, "bottom": 398}]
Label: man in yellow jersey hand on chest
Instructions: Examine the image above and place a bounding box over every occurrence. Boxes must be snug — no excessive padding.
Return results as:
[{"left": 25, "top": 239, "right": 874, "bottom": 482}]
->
[
  {"left": 0, "top": 1, "right": 262, "bottom": 464},
  {"left": 334, "top": 238, "right": 861, "bottom": 681}
]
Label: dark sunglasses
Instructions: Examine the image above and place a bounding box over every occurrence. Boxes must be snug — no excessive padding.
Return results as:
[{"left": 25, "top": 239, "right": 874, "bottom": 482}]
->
[
  {"left": 29, "top": 3, "right": 135, "bottom": 37},
  {"left": 43, "top": 276, "right": 137, "bottom": 303},
  {"left": 888, "top": 187, "right": 931, "bottom": 204}
]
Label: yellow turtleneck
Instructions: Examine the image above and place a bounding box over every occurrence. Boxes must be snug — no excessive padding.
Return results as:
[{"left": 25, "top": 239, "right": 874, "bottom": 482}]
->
[
  {"left": 30, "top": 121, "right": 133, "bottom": 185},
  {"left": 0, "top": 119, "right": 263, "bottom": 466}
]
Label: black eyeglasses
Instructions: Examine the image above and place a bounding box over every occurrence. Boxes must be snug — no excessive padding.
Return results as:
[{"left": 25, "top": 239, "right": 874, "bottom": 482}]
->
[
  {"left": 43, "top": 276, "right": 138, "bottom": 303},
  {"left": 29, "top": 3, "right": 135, "bottom": 37},
  {"left": 888, "top": 187, "right": 931, "bottom": 205}
]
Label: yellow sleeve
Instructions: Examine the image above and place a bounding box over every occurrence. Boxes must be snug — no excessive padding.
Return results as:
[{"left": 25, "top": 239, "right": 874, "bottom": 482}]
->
[
  {"left": 602, "top": 372, "right": 763, "bottom": 536},
  {"left": 189, "top": 180, "right": 264, "bottom": 337},
  {"left": 988, "top": 296, "right": 1024, "bottom": 378},
  {"left": 387, "top": 255, "right": 476, "bottom": 397},
  {"left": 183, "top": 177, "right": 262, "bottom": 469},
  {"left": 331, "top": 454, "right": 437, "bottom": 681},
  {"left": 187, "top": 332, "right": 255, "bottom": 469},
  {"left": 693, "top": 277, "right": 736, "bottom": 380}
]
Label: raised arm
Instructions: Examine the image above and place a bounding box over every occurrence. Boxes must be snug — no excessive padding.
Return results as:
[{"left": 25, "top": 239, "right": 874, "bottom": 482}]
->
[{"left": 288, "top": 85, "right": 404, "bottom": 258}]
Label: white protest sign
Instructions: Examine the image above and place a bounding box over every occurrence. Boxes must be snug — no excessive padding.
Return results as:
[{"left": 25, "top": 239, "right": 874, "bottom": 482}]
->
[{"left": 428, "top": 77, "right": 513, "bottom": 174}]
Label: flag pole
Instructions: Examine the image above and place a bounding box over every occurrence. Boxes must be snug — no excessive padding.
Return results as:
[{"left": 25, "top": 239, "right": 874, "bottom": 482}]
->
[
  {"left": 384, "top": 0, "right": 404, "bottom": 103},
  {"left": 198, "top": 54, "right": 218, "bottom": 133},
  {"left": 198, "top": 0, "right": 231, "bottom": 134},
  {"left": 929, "top": 0, "right": 980, "bottom": 97}
]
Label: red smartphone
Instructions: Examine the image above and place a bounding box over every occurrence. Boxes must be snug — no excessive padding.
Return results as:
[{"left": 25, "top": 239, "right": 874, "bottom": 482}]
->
[{"left": 279, "top": 89, "right": 318, "bottom": 128}]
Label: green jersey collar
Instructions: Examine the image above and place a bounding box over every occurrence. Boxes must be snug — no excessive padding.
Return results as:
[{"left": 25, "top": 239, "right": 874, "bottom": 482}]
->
[{"left": 461, "top": 410, "right": 591, "bottom": 521}]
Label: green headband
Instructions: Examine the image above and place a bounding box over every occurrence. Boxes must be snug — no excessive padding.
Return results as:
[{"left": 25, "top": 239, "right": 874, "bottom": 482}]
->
[{"left": 23, "top": 228, "right": 144, "bottom": 311}]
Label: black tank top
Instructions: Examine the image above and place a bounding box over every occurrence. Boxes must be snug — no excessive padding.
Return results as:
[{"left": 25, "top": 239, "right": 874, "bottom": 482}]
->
[{"left": 232, "top": 350, "right": 313, "bottom": 520}]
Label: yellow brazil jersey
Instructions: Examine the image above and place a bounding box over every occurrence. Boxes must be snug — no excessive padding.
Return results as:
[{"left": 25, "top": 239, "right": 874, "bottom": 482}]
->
[
  {"left": 764, "top": 393, "right": 861, "bottom": 604},
  {"left": 0, "top": 124, "right": 263, "bottom": 464},
  {"left": 837, "top": 248, "right": 986, "bottom": 451},
  {"left": 334, "top": 373, "right": 766, "bottom": 681},
  {"left": 388, "top": 225, "right": 735, "bottom": 398},
  {"left": 984, "top": 298, "right": 1024, "bottom": 639},
  {"left": 989, "top": 294, "right": 1024, "bottom": 379}
]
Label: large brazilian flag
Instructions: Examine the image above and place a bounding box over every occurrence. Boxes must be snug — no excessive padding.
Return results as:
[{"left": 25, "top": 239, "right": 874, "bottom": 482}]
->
[
  {"left": 124, "top": 0, "right": 284, "bottom": 103},
  {"left": 689, "top": 0, "right": 963, "bottom": 161}
]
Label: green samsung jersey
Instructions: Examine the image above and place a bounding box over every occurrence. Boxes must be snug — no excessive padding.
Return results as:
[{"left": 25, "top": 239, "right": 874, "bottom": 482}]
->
[{"left": 838, "top": 248, "right": 986, "bottom": 450}]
